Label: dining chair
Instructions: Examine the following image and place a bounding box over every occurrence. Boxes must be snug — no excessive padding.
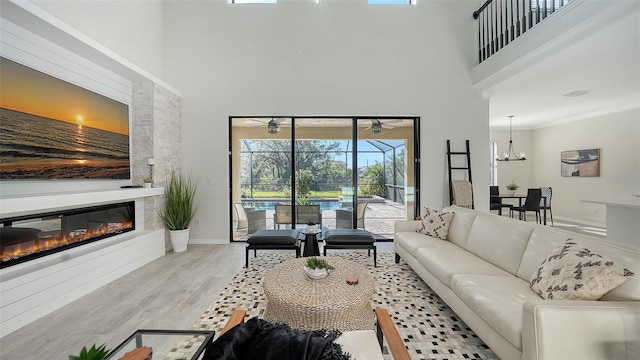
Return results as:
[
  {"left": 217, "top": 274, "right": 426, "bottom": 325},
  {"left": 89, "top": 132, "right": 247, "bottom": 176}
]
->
[
  {"left": 511, "top": 188, "right": 542, "bottom": 223},
  {"left": 539, "top": 186, "right": 553, "bottom": 225},
  {"left": 489, "top": 186, "right": 512, "bottom": 216}
]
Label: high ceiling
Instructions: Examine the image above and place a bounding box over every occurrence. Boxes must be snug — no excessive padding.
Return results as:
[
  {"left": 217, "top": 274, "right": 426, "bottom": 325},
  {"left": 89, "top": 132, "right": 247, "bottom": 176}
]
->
[{"left": 486, "top": 5, "right": 639, "bottom": 129}]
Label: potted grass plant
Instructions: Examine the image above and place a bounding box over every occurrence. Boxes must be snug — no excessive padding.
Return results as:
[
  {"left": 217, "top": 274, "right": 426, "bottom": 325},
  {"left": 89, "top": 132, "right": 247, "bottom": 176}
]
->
[
  {"left": 506, "top": 180, "right": 519, "bottom": 196},
  {"left": 158, "top": 169, "right": 198, "bottom": 252}
]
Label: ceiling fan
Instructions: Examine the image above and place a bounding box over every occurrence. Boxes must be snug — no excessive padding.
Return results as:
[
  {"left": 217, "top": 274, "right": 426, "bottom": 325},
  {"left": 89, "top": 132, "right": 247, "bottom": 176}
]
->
[
  {"left": 245, "top": 118, "right": 288, "bottom": 134},
  {"left": 363, "top": 119, "right": 399, "bottom": 134}
]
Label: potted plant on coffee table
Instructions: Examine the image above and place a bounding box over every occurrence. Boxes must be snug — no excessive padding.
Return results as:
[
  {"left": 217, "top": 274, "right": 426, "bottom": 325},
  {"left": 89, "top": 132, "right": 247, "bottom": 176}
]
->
[
  {"left": 304, "top": 257, "right": 334, "bottom": 279},
  {"left": 158, "top": 169, "right": 198, "bottom": 252}
]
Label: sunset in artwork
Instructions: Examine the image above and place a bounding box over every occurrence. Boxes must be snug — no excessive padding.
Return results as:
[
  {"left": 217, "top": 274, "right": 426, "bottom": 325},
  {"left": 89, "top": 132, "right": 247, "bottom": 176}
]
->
[
  {"left": 0, "top": 57, "right": 129, "bottom": 135},
  {"left": 0, "top": 57, "right": 130, "bottom": 179}
]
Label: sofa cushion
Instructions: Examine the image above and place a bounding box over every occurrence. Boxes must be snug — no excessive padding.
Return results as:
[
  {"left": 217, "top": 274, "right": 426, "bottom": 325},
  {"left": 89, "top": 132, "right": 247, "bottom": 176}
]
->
[
  {"left": 465, "top": 213, "right": 534, "bottom": 275},
  {"left": 451, "top": 274, "right": 541, "bottom": 349},
  {"left": 416, "top": 208, "right": 454, "bottom": 240},
  {"left": 516, "top": 227, "right": 570, "bottom": 281},
  {"left": 394, "top": 231, "right": 455, "bottom": 258},
  {"left": 415, "top": 246, "right": 512, "bottom": 288},
  {"left": 530, "top": 239, "right": 634, "bottom": 300},
  {"left": 443, "top": 206, "right": 477, "bottom": 248}
]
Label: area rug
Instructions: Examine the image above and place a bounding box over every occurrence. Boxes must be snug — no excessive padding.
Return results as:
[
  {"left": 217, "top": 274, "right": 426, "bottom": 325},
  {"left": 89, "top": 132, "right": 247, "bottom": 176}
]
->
[{"left": 166, "top": 252, "right": 498, "bottom": 360}]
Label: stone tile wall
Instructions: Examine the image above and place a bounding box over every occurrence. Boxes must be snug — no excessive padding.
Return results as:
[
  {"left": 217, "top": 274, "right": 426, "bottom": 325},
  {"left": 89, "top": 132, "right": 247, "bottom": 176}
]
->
[{"left": 133, "top": 81, "right": 182, "bottom": 249}]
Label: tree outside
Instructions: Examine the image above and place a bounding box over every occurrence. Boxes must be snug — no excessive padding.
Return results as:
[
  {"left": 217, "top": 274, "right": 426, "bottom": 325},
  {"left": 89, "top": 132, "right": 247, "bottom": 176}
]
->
[{"left": 240, "top": 139, "right": 404, "bottom": 200}]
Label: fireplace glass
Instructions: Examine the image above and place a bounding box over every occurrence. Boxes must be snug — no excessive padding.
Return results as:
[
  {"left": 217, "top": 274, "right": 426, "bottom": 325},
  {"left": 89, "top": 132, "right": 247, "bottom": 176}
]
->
[{"left": 0, "top": 201, "right": 135, "bottom": 268}]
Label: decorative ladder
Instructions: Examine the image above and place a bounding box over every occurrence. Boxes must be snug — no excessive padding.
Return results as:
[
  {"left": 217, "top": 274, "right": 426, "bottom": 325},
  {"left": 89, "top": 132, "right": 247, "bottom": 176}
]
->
[{"left": 447, "top": 140, "right": 474, "bottom": 209}]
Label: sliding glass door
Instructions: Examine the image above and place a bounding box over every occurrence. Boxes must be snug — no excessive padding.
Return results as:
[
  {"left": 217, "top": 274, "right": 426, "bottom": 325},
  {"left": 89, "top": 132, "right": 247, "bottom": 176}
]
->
[{"left": 230, "top": 116, "right": 419, "bottom": 241}]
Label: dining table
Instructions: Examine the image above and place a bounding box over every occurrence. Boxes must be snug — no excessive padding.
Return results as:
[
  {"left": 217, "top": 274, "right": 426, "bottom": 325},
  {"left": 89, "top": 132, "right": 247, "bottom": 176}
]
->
[{"left": 491, "top": 194, "right": 547, "bottom": 225}]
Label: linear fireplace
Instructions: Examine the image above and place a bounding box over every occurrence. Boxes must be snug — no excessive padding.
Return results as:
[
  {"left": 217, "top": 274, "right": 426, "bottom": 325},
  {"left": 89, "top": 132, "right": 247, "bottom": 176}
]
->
[{"left": 0, "top": 201, "right": 135, "bottom": 268}]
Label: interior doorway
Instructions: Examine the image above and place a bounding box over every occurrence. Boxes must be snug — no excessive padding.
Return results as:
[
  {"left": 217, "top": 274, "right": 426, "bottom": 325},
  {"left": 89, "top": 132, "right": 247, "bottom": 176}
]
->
[{"left": 229, "top": 116, "right": 420, "bottom": 241}]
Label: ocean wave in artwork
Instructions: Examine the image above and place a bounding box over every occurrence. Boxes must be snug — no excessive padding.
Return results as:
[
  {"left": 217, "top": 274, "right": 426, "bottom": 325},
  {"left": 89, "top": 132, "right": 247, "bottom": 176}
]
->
[{"left": 0, "top": 108, "right": 130, "bottom": 180}]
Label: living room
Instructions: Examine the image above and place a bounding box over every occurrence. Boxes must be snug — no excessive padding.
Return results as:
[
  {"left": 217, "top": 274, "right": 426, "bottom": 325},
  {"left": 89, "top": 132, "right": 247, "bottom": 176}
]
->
[{"left": 0, "top": 0, "right": 638, "bottom": 359}]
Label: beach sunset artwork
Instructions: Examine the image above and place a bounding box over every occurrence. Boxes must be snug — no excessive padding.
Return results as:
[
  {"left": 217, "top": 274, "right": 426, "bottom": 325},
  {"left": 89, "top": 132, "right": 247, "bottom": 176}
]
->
[{"left": 0, "top": 57, "right": 130, "bottom": 179}]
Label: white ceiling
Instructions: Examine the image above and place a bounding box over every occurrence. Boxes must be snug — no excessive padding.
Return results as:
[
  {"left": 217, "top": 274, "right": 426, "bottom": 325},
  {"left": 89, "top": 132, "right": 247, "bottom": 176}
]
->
[{"left": 487, "top": 6, "right": 640, "bottom": 129}]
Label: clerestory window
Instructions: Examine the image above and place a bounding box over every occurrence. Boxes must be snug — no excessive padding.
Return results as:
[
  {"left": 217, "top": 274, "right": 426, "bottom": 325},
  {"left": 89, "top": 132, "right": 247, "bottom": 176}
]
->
[
  {"left": 228, "top": 0, "right": 276, "bottom": 4},
  {"left": 369, "top": 0, "right": 416, "bottom": 4}
]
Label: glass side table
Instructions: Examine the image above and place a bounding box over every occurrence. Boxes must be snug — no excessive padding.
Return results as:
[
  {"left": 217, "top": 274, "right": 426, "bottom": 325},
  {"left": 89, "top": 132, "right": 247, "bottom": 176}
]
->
[{"left": 105, "top": 329, "right": 215, "bottom": 360}]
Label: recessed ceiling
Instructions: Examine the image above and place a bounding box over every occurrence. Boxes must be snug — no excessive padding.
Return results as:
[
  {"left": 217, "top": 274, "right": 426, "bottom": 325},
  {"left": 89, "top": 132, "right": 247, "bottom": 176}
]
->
[{"left": 487, "top": 6, "right": 640, "bottom": 129}]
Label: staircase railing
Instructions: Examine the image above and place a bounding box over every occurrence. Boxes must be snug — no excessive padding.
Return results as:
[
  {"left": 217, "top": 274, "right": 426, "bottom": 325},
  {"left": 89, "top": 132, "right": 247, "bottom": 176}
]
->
[{"left": 473, "top": 0, "right": 573, "bottom": 63}]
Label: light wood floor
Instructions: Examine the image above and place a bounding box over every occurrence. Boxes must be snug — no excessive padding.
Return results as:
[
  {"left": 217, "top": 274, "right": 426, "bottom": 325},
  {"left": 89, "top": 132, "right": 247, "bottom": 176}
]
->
[{"left": 0, "top": 241, "right": 395, "bottom": 360}]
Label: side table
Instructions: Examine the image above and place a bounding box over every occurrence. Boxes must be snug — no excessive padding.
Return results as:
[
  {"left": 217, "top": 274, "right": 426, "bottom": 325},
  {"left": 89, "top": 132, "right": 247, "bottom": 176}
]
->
[
  {"left": 105, "top": 329, "right": 214, "bottom": 360},
  {"left": 302, "top": 228, "right": 322, "bottom": 257}
]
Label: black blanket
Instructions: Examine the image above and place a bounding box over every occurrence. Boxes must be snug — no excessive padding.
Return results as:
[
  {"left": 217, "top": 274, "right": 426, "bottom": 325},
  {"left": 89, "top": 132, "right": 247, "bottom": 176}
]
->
[{"left": 203, "top": 317, "right": 351, "bottom": 360}]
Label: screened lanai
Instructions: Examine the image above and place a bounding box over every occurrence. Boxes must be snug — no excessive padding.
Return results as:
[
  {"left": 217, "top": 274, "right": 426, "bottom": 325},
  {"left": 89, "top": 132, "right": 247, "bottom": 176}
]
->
[{"left": 229, "top": 116, "right": 419, "bottom": 241}]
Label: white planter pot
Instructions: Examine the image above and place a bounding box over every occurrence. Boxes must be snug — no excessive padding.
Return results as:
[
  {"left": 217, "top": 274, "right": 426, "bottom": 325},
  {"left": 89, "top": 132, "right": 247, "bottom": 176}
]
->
[
  {"left": 144, "top": 183, "right": 152, "bottom": 188},
  {"left": 169, "top": 229, "right": 190, "bottom": 252},
  {"left": 508, "top": 190, "right": 516, "bottom": 196}
]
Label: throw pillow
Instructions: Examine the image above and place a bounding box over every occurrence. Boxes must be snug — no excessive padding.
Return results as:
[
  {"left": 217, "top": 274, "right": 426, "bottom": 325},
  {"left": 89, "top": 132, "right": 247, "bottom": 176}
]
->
[
  {"left": 416, "top": 207, "right": 454, "bottom": 240},
  {"left": 530, "top": 239, "right": 634, "bottom": 300}
]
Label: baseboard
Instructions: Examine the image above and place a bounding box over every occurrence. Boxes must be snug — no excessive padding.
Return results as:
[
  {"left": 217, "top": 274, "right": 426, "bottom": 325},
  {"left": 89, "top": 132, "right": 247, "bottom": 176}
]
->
[
  {"left": 189, "top": 238, "right": 230, "bottom": 245},
  {"left": 554, "top": 215, "right": 606, "bottom": 228}
]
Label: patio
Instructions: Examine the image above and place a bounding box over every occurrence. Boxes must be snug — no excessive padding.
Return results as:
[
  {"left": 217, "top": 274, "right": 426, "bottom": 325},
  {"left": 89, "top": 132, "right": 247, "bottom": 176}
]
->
[{"left": 233, "top": 200, "right": 407, "bottom": 241}]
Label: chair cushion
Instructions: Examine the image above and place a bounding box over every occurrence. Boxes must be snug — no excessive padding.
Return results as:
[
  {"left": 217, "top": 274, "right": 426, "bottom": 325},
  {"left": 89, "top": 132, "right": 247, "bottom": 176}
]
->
[
  {"left": 324, "top": 229, "right": 374, "bottom": 244},
  {"left": 247, "top": 229, "right": 301, "bottom": 245},
  {"left": 335, "top": 330, "right": 383, "bottom": 360}
]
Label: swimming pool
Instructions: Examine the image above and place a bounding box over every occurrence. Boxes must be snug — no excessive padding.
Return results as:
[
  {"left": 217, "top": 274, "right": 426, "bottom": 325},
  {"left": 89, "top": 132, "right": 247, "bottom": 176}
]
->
[{"left": 241, "top": 199, "right": 350, "bottom": 211}]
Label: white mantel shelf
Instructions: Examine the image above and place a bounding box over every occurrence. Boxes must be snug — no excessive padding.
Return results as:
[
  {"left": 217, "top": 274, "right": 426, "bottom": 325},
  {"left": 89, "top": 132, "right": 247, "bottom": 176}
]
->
[{"left": 0, "top": 187, "right": 164, "bottom": 219}]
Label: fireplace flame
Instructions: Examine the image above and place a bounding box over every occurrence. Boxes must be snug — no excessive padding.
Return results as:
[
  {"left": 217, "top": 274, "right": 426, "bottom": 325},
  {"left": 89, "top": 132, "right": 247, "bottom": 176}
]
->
[{"left": 0, "top": 222, "right": 133, "bottom": 264}]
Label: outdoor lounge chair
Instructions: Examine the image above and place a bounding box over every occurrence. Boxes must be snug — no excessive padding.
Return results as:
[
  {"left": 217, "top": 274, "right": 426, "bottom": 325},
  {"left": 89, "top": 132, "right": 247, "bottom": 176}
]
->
[
  {"left": 233, "top": 203, "right": 266, "bottom": 235},
  {"left": 334, "top": 202, "right": 368, "bottom": 229},
  {"left": 274, "top": 204, "right": 322, "bottom": 229}
]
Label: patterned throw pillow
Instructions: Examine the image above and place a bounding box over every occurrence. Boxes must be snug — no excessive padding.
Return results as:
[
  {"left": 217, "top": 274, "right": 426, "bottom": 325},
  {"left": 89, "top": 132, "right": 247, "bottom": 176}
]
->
[
  {"left": 416, "top": 208, "right": 454, "bottom": 240},
  {"left": 530, "top": 239, "right": 634, "bottom": 300}
]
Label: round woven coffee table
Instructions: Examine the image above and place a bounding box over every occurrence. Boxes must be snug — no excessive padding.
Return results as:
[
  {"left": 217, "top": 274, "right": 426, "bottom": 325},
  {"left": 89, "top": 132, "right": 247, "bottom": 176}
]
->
[{"left": 263, "top": 256, "right": 375, "bottom": 331}]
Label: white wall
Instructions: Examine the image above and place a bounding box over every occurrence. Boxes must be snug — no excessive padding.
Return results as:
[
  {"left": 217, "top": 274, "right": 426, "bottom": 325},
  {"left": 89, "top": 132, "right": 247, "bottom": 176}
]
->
[
  {"left": 32, "top": 0, "right": 165, "bottom": 79},
  {"left": 17, "top": 0, "right": 490, "bottom": 242},
  {"left": 162, "top": 1, "right": 489, "bottom": 242},
  {"left": 531, "top": 108, "right": 640, "bottom": 225}
]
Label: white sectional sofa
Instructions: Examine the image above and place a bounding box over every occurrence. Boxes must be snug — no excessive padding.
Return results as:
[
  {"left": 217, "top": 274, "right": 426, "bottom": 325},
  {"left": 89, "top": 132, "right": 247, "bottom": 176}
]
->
[{"left": 394, "top": 206, "right": 640, "bottom": 360}]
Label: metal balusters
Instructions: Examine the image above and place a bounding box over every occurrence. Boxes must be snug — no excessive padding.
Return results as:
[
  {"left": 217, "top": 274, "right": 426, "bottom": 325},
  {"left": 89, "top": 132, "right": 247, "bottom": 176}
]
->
[{"left": 473, "top": 0, "right": 573, "bottom": 63}]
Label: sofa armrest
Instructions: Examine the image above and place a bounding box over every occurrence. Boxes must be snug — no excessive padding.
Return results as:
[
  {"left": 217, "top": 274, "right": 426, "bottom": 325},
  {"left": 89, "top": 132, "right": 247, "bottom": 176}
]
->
[
  {"left": 394, "top": 220, "right": 420, "bottom": 233},
  {"left": 522, "top": 300, "right": 640, "bottom": 360}
]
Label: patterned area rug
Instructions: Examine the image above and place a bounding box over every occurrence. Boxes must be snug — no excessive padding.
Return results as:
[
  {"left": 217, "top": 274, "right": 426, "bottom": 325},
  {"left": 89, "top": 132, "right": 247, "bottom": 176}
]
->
[{"left": 166, "top": 252, "right": 498, "bottom": 360}]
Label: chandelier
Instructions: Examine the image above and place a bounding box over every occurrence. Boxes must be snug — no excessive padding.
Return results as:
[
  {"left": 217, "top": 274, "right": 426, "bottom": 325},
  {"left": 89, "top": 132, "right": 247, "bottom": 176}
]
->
[{"left": 496, "top": 115, "right": 526, "bottom": 161}]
